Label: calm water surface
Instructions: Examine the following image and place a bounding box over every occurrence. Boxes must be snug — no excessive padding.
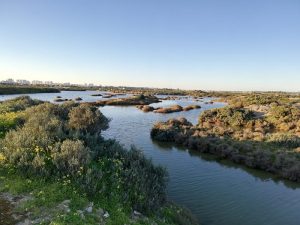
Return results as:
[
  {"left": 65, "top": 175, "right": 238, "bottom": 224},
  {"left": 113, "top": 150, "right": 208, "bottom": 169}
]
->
[
  {"left": 0, "top": 90, "right": 131, "bottom": 102},
  {"left": 1, "top": 91, "right": 300, "bottom": 225}
]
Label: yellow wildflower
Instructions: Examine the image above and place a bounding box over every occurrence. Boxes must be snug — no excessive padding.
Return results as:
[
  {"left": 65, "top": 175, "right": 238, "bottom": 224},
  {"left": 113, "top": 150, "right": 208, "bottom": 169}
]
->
[{"left": 0, "top": 153, "right": 6, "bottom": 162}]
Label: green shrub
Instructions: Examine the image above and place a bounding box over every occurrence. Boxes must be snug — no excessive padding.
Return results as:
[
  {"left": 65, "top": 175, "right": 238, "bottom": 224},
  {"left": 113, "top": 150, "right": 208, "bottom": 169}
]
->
[
  {"left": 135, "top": 94, "right": 145, "bottom": 100},
  {"left": 199, "top": 107, "right": 254, "bottom": 128},
  {"left": 0, "top": 97, "right": 168, "bottom": 213},
  {"left": 98, "top": 142, "right": 167, "bottom": 212},
  {"left": 266, "top": 133, "right": 300, "bottom": 148},
  {"left": 68, "top": 104, "right": 109, "bottom": 134},
  {"left": 0, "top": 111, "right": 24, "bottom": 138},
  {"left": 0, "top": 96, "right": 42, "bottom": 113},
  {"left": 52, "top": 139, "right": 91, "bottom": 176}
]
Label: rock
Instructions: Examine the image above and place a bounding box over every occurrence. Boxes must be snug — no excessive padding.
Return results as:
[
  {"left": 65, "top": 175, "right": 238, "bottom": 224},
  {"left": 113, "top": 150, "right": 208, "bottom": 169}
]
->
[
  {"left": 136, "top": 105, "right": 155, "bottom": 112},
  {"left": 17, "top": 219, "right": 30, "bottom": 225},
  {"left": 153, "top": 105, "right": 183, "bottom": 113},
  {"left": 103, "top": 211, "right": 110, "bottom": 219},
  {"left": 94, "top": 208, "right": 105, "bottom": 221},
  {"left": 131, "top": 210, "right": 143, "bottom": 220},
  {"left": 12, "top": 214, "right": 23, "bottom": 221},
  {"left": 95, "top": 208, "right": 104, "bottom": 216},
  {"left": 54, "top": 98, "right": 68, "bottom": 102},
  {"left": 86, "top": 206, "right": 93, "bottom": 213},
  {"left": 133, "top": 210, "right": 142, "bottom": 216},
  {"left": 77, "top": 210, "right": 85, "bottom": 219},
  {"left": 31, "top": 216, "right": 52, "bottom": 224},
  {"left": 85, "top": 202, "right": 94, "bottom": 213},
  {"left": 57, "top": 199, "right": 71, "bottom": 213},
  {"left": 183, "top": 105, "right": 201, "bottom": 111},
  {"left": 62, "top": 199, "right": 71, "bottom": 205},
  {"left": 18, "top": 195, "right": 33, "bottom": 204}
]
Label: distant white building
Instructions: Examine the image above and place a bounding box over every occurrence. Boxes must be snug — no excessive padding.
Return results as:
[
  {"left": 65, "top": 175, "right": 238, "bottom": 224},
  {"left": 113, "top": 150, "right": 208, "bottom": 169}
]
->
[
  {"left": 0, "top": 78, "right": 15, "bottom": 84},
  {"left": 16, "top": 79, "right": 30, "bottom": 85},
  {"left": 32, "top": 80, "right": 44, "bottom": 85},
  {"left": 84, "top": 83, "right": 94, "bottom": 87},
  {"left": 44, "top": 81, "right": 53, "bottom": 85}
]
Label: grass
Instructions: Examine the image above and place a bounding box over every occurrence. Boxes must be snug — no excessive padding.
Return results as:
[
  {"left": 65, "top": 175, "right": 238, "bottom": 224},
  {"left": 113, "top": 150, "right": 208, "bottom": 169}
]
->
[
  {"left": 0, "top": 167, "right": 135, "bottom": 224},
  {"left": 0, "top": 167, "right": 198, "bottom": 225}
]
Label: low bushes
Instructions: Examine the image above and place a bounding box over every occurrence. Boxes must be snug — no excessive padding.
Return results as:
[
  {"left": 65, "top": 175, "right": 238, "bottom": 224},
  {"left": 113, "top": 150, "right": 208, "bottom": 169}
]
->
[
  {"left": 96, "top": 141, "right": 167, "bottom": 212},
  {"left": 0, "top": 112, "right": 23, "bottom": 138},
  {"left": 199, "top": 106, "right": 255, "bottom": 128},
  {"left": 223, "top": 93, "right": 298, "bottom": 108},
  {"left": 0, "top": 96, "right": 42, "bottom": 114},
  {"left": 196, "top": 105, "right": 300, "bottom": 146},
  {"left": 266, "top": 133, "right": 300, "bottom": 148},
  {"left": 68, "top": 104, "right": 109, "bottom": 134},
  {"left": 0, "top": 98, "right": 168, "bottom": 213},
  {"left": 0, "top": 96, "right": 41, "bottom": 138}
]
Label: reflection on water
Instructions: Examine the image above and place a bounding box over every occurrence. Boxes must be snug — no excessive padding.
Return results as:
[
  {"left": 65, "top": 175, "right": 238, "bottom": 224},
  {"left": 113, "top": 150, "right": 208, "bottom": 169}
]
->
[
  {"left": 152, "top": 140, "right": 300, "bottom": 190},
  {"left": 0, "top": 90, "right": 131, "bottom": 103},
  {"left": 1, "top": 92, "right": 300, "bottom": 225}
]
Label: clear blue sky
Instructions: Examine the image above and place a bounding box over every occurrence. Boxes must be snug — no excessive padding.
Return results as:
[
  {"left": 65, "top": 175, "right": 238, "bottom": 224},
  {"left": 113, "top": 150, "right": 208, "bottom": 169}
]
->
[{"left": 0, "top": 0, "right": 299, "bottom": 91}]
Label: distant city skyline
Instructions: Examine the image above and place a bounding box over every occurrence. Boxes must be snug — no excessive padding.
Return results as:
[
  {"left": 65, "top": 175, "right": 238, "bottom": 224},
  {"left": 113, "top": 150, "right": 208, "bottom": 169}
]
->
[
  {"left": 1, "top": 0, "right": 299, "bottom": 91},
  {"left": 0, "top": 77, "right": 96, "bottom": 87}
]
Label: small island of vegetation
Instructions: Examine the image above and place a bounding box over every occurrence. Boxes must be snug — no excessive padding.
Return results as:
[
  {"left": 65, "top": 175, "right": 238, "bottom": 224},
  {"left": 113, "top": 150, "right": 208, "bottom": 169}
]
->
[
  {"left": 89, "top": 94, "right": 160, "bottom": 107},
  {"left": 136, "top": 104, "right": 201, "bottom": 114},
  {"left": 151, "top": 93, "right": 300, "bottom": 182}
]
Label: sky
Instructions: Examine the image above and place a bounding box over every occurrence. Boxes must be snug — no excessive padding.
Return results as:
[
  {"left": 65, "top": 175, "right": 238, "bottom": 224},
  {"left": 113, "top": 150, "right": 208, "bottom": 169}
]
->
[{"left": 0, "top": 0, "right": 299, "bottom": 91}]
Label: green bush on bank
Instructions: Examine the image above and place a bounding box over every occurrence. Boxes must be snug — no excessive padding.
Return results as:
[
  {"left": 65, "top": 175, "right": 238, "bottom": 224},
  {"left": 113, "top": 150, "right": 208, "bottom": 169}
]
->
[
  {"left": 0, "top": 111, "right": 23, "bottom": 138},
  {"left": 199, "top": 107, "right": 255, "bottom": 128},
  {"left": 0, "top": 96, "right": 42, "bottom": 137},
  {"left": 0, "top": 98, "right": 167, "bottom": 213},
  {"left": 0, "top": 96, "right": 42, "bottom": 114},
  {"left": 224, "top": 93, "right": 298, "bottom": 107}
]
